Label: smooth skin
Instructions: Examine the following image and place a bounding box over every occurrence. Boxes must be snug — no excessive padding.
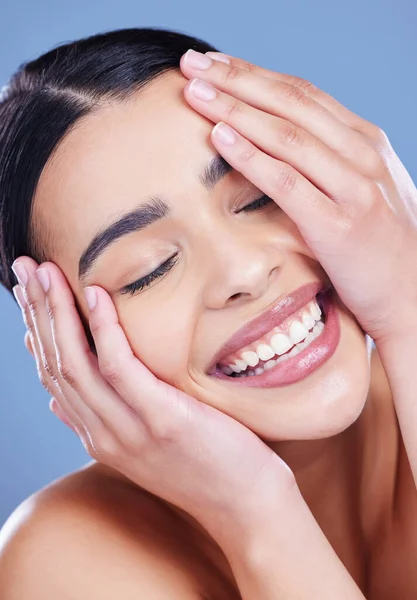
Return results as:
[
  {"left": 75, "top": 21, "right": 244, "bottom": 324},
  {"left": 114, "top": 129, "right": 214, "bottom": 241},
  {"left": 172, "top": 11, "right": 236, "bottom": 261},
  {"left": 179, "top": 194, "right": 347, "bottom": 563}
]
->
[{"left": 1, "top": 49, "right": 417, "bottom": 599}]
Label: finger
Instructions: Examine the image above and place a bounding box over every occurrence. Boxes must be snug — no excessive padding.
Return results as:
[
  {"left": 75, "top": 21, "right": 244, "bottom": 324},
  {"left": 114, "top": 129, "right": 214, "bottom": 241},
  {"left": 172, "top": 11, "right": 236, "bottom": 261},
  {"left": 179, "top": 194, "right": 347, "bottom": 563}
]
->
[
  {"left": 210, "top": 121, "right": 344, "bottom": 251},
  {"left": 12, "top": 286, "right": 35, "bottom": 358},
  {"left": 180, "top": 52, "right": 385, "bottom": 181},
  {"left": 184, "top": 79, "right": 370, "bottom": 206},
  {"left": 15, "top": 285, "right": 84, "bottom": 438},
  {"left": 12, "top": 258, "right": 94, "bottom": 437},
  {"left": 24, "top": 330, "right": 34, "bottom": 357},
  {"left": 45, "top": 262, "right": 141, "bottom": 442},
  {"left": 86, "top": 284, "right": 192, "bottom": 434},
  {"left": 204, "top": 51, "right": 383, "bottom": 141},
  {"left": 49, "top": 397, "right": 78, "bottom": 433}
]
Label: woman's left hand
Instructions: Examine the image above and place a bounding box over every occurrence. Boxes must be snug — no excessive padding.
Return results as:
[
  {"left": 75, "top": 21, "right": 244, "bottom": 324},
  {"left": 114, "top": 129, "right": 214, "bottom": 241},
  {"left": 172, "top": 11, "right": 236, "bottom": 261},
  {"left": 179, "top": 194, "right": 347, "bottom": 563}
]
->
[{"left": 179, "top": 50, "right": 417, "bottom": 344}]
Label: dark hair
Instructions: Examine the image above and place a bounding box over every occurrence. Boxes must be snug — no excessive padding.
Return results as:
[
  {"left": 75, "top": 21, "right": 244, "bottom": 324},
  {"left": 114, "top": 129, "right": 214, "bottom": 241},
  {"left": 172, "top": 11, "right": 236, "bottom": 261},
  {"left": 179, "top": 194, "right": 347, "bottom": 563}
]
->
[{"left": 0, "top": 27, "right": 218, "bottom": 298}]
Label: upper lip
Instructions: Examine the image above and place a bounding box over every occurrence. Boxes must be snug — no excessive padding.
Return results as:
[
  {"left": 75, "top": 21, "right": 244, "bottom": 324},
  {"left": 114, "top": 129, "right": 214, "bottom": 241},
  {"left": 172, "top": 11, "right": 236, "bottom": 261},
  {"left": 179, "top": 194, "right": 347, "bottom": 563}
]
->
[{"left": 207, "top": 280, "right": 330, "bottom": 374}]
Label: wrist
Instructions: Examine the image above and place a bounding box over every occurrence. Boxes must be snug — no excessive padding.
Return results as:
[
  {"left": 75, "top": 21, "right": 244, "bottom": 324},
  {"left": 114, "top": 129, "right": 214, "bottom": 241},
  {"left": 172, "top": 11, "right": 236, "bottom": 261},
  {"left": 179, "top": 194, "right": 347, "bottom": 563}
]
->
[
  {"left": 373, "top": 305, "right": 417, "bottom": 348},
  {"left": 209, "top": 468, "right": 301, "bottom": 558}
]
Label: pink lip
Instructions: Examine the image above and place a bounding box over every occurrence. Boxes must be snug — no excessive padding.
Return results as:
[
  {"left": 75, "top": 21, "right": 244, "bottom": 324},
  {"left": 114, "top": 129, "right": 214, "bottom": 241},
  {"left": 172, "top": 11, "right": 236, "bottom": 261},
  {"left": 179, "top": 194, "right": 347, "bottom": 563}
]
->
[
  {"left": 206, "top": 280, "right": 330, "bottom": 375},
  {"left": 211, "top": 288, "right": 339, "bottom": 387}
]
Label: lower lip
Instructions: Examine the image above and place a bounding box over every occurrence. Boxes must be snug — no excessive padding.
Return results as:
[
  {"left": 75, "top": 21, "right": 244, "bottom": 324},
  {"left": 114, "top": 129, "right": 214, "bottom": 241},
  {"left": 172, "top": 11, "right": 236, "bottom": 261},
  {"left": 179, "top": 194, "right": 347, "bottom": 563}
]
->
[{"left": 211, "top": 289, "right": 340, "bottom": 388}]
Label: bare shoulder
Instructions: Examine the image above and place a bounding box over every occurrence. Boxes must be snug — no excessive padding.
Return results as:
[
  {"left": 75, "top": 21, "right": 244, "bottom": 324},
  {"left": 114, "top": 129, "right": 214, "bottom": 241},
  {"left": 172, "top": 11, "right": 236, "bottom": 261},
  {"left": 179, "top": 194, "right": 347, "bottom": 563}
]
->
[{"left": 0, "top": 462, "right": 212, "bottom": 599}]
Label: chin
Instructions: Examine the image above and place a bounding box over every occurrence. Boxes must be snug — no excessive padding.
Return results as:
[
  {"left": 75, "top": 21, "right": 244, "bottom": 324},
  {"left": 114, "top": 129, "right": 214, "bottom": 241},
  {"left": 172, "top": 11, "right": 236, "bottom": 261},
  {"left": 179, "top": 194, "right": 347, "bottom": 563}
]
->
[{"left": 192, "top": 293, "right": 373, "bottom": 443}]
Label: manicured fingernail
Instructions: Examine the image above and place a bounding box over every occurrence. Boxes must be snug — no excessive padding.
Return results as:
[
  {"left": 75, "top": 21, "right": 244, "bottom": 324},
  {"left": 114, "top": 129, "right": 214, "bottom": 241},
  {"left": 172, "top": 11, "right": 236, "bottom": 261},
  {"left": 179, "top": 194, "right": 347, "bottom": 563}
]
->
[
  {"left": 183, "top": 49, "right": 213, "bottom": 69},
  {"left": 189, "top": 78, "right": 217, "bottom": 101},
  {"left": 11, "top": 261, "right": 28, "bottom": 286},
  {"left": 12, "top": 284, "right": 27, "bottom": 309},
  {"left": 206, "top": 52, "right": 230, "bottom": 64},
  {"left": 212, "top": 122, "right": 237, "bottom": 145},
  {"left": 36, "top": 268, "right": 50, "bottom": 293},
  {"left": 85, "top": 287, "right": 97, "bottom": 311}
]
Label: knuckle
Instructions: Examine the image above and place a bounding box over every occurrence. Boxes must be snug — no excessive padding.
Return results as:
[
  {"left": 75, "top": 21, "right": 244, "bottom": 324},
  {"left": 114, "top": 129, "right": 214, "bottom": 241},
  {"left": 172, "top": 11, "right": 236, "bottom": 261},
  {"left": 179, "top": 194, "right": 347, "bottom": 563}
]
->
[
  {"left": 283, "top": 82, "right": 310, "bottom": 107},
  {"left": 45, "top": 296, "right": 58, "bottom": 323},
  {"left": 367, "top": 123, "right": 388, "bottom": 144},
  {"left": 295, "top": 77, "right": 318, "bottom": 96},
  {"left": 224, "top": 97, "right": 242, "bottom": 118},
  {"left": 362, "top": 179, "right": 382, "bottom": 205},
  {"left": 279, "top": 122, "right": 304, "bottom": 148},
  {"left": 57, "top": 357, "right": 78, "bottom": 387},
  {"left": 280, "top": 464, "right": 299, "bottom": 496},
  {"left": 94, "top": 434, "right": 119, "bottom": 461},
  {"left": 41, "top": 352, "right": 57, "bottom": 380},
  {"left": 237, "top": 145, "right": 257, "bottom": 165},
  {"left": 27, "top": 295, "right": 42, "bottom": 318},
  {"left": 99, "top": 359, "right": 123, "bottom": 385},
  {"left": 20, "top": 304, "right": 31, "bottom": 329},
  {"left": 150, "top": 418, "right": 181, "bottom": 445},
  {"left": 223, "top": 64, "right": 241, "bottom": 84},
  {"left": 363, "top": 149, "right": 387, "bottom": 182},
  {"left": 272, "top": 166, "right": 298, "bottom": 193},
  {"left": 283, "top": 74, "right": 318, "bottom": 95},
  {"left": 236, "top": 59, "right": 255, "bottom": 74}
]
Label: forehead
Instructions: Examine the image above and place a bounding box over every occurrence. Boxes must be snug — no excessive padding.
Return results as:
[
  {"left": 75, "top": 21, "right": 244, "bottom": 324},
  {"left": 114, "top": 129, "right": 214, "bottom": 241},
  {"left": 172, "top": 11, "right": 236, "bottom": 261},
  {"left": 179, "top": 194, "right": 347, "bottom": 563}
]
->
[{"left": 34, "top": 70, "right": 216, "bottom": 282}]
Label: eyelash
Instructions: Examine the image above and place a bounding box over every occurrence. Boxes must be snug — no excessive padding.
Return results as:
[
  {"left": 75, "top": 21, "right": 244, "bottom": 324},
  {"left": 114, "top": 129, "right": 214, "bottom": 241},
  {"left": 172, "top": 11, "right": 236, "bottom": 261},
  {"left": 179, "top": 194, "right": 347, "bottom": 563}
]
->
[
  {"left": 120, "top": 194, "right": 274, "bottom": 296},
  {"left": 238, "top": 193, "right": 274, "bottom": 213}
]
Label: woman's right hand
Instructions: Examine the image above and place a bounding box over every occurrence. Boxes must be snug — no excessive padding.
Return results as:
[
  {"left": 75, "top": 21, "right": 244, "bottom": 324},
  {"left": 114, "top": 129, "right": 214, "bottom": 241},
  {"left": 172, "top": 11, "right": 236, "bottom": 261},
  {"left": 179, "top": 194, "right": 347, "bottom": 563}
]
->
[{"left": 12, "top": 257, "right": 292, "bottom": 539}]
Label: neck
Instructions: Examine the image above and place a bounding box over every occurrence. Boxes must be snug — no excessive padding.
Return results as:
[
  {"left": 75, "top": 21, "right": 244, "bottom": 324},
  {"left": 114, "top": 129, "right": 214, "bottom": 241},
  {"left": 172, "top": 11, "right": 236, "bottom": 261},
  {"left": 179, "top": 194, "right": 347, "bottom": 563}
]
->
[{"left": 263, "top": 348, "right": 396, "bottom": 590}]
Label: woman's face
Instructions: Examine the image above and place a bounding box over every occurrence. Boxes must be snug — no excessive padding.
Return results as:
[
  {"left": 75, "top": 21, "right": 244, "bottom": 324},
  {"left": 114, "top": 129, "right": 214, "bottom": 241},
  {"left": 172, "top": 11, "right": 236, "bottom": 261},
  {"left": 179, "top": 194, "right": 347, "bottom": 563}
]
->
[{"left": 33, "top": 70, "right": 371, "bottom": 442}]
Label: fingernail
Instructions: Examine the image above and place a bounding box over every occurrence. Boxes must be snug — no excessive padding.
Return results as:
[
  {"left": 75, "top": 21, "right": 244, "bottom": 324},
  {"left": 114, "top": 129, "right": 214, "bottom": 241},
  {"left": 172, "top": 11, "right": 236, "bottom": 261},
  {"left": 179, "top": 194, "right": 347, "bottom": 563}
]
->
[
  {"left": 212, "top": 122, "right": 237, "bottom": 145},
  {"left": 85, "top": 287, "right": 97, "bottom": 311},
  {"left": 36, "top": 268, "right": 50, "bottom": 293},
  {"left": 206, "top": 52, "right": 230, "bottom": 64},
  {"left": 189, "top": 78, "right": 217, "bottom": 101},
  {"left": 184, "top": 49, "right": 213, "bottom": 69},
  {"left": 11, "top": 261, "right": 28, "bottom": 286},
  {"left": 12, "top": 284, "right": 27, "bottom": 309}
]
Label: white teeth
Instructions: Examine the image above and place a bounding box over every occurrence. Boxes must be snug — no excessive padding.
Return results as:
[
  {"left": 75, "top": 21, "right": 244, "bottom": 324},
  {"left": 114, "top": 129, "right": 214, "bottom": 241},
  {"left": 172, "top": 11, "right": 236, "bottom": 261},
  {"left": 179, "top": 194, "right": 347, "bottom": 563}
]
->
[
  {"left": 241, "top": 350, "right": 259, "bottom": 367},
  {"left": 296, "top": 331, "right": 313, "bottom": 352},
  {"left": 235, "top": 359, "right": 248, "bottom": 371},
  {"left": 256, "top": 343, "right": 275, "bottom": 362},
  {"left": 270, "top": 332, "right": 293, "bottom": 356},
  {"left": 222, "top": 295, "right": 326, "bottom": 376},
  {"left": 310, "top": 299, "right": 322, "bottom": 321},
  {"left": 276, "top": 352, "right": 290, "bottom": 363},
  {"left": 287, "top": 345, "right": 300, "bottom": 357},
  {"left": 225, "top": 319, "right": 325, "bottom": 378},
  {"left": 302, "top": 310, "right": 316, "bottom": 330},
  {"left": 288, "top": 319, "right": 309, "bottom": 345}
]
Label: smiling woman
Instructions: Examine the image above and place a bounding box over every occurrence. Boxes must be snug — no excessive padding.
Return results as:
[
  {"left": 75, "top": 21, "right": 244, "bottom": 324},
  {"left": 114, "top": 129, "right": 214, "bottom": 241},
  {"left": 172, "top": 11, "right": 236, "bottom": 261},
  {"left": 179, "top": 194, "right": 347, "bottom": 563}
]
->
[{"left": 0, "top": 26, "right": 416, "bottom": 600}]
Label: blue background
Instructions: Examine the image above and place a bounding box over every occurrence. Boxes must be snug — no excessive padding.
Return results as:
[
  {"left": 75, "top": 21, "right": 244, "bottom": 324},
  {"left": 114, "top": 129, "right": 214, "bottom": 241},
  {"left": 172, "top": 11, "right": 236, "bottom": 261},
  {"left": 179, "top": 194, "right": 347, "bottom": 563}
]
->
[{"left": 0, "top": 0, "right": 416, "bottom": 527}]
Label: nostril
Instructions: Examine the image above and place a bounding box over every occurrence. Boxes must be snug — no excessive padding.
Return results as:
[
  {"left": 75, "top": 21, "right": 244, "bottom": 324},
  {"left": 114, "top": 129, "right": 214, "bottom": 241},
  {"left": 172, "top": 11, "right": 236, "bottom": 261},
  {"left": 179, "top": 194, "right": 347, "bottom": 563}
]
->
[{"left": 228, "top": 291, "right": 251, "bottom": 303}]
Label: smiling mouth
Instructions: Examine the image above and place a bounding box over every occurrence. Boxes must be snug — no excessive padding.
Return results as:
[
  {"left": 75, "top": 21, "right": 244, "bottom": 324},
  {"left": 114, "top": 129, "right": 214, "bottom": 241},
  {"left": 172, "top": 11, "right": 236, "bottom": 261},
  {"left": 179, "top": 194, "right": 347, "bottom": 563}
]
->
[{"left": 211, "top": 289, "right": 329, "bottom": 379}]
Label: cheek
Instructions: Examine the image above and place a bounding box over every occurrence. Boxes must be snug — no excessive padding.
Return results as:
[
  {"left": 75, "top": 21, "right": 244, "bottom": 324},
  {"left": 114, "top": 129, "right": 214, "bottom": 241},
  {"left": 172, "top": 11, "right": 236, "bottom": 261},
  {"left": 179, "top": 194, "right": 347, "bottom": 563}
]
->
[{"left": 120, "top": 304, "right": 194, "bottom": 387}]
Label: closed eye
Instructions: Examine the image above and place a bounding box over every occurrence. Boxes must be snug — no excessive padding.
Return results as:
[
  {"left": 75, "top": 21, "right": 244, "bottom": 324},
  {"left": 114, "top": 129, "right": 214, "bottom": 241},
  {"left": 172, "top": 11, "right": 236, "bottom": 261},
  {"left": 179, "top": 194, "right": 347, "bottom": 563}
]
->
[
  {"left": 120, "top": 254, "right": 179, "bottom": 296},
  {"left": 237, "top": 193, "right": 275, "bottom": 213},
  {"left": 120, "top": 194, "right": 276, "bottom": 296}
]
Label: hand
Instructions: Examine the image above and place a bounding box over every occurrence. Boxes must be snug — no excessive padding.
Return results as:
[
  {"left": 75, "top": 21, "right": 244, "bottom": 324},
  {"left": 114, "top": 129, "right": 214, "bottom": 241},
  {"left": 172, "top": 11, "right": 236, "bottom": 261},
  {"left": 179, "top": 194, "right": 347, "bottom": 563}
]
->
[
  {"left": 11, "top": 258, "right": 291, "bottom": 538},
  {"left": 180, "top": 50, "right": 417, "bottom": 343}
]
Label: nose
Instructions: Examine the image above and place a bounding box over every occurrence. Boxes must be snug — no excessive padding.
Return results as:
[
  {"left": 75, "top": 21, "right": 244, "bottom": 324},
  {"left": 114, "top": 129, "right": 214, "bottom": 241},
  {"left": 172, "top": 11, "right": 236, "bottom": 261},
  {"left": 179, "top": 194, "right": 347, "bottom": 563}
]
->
[{"left": 202, "top": 234, "right": 285, "bottom": 309}]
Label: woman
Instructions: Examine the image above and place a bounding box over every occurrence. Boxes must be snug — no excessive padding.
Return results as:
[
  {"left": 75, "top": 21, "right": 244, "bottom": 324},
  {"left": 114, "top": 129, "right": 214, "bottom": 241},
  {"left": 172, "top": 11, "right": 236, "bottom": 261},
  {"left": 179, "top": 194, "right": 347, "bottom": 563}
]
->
[{"left": 0, "top": 26, "right": 416, "bottom": 598}]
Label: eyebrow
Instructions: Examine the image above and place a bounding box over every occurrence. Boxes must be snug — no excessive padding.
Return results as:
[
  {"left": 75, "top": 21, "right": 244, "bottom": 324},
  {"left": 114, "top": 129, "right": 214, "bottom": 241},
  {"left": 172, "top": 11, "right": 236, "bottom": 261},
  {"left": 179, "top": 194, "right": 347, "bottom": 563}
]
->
[{"left": 78, "top": 154, "right": 233, "bottom": 284}]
